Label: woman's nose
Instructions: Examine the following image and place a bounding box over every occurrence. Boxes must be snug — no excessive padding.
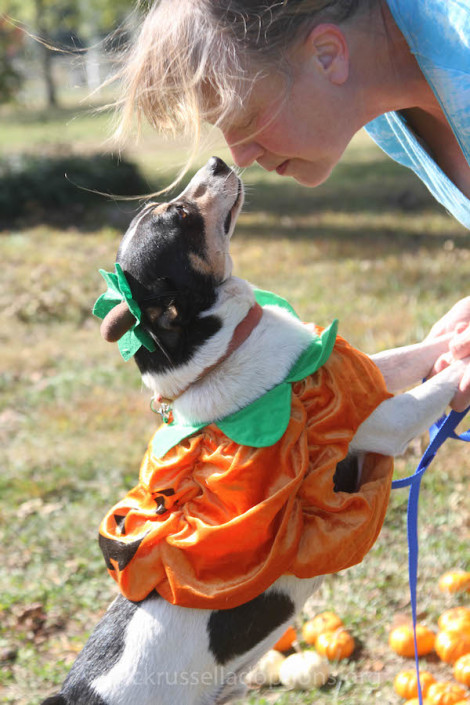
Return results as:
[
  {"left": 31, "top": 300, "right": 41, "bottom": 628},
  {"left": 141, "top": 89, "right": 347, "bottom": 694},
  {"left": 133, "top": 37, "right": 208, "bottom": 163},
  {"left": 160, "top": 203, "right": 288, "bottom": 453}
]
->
[{"left": 225, "top": 137, "right": 264, "bottom": 168}]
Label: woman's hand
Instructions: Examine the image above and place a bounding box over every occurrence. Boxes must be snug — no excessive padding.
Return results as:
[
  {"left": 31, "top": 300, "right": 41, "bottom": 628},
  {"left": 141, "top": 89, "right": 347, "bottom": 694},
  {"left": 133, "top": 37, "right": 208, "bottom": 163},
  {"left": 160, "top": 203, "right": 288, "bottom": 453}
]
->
[
  {"left": 453, "top": 362, "right": 470, "bottom": 412},
  {"left": 426, "top": 299, "right": 470, "bottom": 410},
  {"left": 426, "top": 297, "right": 470, "bottom": 342},
  {"left": 430, "top": 323, "right": 470, "bottom": 411}
]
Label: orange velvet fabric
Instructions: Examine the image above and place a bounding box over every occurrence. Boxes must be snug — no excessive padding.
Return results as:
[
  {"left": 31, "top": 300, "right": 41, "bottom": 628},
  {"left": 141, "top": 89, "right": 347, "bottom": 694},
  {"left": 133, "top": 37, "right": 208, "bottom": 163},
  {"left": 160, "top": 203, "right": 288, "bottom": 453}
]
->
[{"left": 99, "top": 334, "right": 394, "bottom": 609}]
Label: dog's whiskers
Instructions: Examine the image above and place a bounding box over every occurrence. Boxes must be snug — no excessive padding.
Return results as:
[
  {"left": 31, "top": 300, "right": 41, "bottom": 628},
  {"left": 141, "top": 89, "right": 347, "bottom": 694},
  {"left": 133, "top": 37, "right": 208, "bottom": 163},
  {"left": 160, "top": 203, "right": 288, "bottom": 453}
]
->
[
  {"left": 231, "top": 165, "right": 245, "bottom": 177},
  {"left": 151, "top": 332, "right": 173, "bottom": 364}
]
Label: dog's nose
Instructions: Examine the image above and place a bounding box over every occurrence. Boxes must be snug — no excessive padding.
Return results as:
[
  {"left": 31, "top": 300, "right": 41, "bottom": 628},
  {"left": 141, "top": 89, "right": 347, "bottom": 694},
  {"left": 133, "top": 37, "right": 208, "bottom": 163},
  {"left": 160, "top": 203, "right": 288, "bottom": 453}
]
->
[{"left": 208, "top": 156, "right": 230, "bottom": 175}]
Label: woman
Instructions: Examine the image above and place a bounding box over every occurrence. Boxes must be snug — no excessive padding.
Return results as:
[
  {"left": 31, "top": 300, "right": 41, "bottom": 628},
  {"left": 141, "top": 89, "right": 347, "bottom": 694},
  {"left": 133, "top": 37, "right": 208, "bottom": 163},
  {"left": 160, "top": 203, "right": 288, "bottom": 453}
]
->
[{"left": 116, "top": 0, "right": 470, "bottom": 409}]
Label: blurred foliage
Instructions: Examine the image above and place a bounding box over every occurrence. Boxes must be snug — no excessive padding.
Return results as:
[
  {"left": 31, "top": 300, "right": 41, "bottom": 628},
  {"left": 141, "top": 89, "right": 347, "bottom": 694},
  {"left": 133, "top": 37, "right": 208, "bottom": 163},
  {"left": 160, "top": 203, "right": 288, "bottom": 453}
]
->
[
  {"left": 4, "top": 0, "right": 138, "bottom": 107},
  {"left": 4, "top": 0, "right": 135, "bottom": 43},
  {"left": 0, "top": 17, "right": 24, "bottom": 103},
  {"left": 0, "top": 152, "right": 151, "bottom": 227}
]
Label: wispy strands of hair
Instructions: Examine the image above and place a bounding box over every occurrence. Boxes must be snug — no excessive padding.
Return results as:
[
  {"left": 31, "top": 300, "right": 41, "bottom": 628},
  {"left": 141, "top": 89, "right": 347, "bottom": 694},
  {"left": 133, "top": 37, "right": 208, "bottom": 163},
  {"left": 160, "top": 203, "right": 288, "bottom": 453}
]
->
[{"left": 113, "top": 1, "right": 252, "bottom": 146}]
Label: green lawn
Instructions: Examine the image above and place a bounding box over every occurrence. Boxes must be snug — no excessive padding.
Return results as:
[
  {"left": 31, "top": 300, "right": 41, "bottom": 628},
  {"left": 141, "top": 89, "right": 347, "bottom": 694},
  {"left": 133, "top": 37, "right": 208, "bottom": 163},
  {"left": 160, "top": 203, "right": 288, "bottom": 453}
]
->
[{"left": 0, "top": 104, "right": 469, "bottom": 705}]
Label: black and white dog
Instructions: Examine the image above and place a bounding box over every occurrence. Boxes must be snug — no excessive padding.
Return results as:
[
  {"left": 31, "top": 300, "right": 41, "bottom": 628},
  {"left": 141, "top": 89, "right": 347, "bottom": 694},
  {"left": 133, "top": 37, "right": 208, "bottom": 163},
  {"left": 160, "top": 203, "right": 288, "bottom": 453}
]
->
[{"left": 43, "top": 157, "right": 468, "bottom": 705}]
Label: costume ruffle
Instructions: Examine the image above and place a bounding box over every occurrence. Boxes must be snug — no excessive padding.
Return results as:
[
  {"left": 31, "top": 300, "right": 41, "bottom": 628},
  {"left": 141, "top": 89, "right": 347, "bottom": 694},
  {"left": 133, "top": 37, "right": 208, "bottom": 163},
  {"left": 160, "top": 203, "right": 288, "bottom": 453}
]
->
[{"left": 99, "top": 333, "right": 393, "bottom": 609}]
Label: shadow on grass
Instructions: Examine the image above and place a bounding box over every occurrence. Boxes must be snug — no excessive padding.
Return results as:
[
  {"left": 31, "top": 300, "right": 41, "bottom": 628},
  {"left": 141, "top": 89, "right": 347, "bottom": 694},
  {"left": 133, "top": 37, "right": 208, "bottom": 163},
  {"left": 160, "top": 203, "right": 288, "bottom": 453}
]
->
[
  {"left": 0, "top": 152, "right": 153, "bottom": 232},
  {"left": 242, "top": 160, "right": 452, "bottom": 218},
  {"left": 229, "top": 158, "right": 470, "bottom": 257},
  {"left": 233, "top": 220, "right": 470, "bottom": 256},
  {"left": 2, "top": 145, "right": 470, "bottom": 249}
]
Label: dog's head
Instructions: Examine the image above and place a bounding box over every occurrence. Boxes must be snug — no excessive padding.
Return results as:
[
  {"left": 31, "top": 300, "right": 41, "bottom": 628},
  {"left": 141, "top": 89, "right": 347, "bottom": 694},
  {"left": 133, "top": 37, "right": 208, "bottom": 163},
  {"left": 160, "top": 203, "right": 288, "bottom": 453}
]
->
[{"left": 103, "top": 157, "right": 244, "bottom": 375}]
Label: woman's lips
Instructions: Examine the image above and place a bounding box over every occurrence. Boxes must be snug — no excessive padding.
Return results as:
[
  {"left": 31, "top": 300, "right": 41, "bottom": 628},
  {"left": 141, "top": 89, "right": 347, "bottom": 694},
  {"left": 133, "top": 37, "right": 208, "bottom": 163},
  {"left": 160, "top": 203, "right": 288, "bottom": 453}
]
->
[{"left": 275, "top": 160, "right": 289, "bottom": 175}]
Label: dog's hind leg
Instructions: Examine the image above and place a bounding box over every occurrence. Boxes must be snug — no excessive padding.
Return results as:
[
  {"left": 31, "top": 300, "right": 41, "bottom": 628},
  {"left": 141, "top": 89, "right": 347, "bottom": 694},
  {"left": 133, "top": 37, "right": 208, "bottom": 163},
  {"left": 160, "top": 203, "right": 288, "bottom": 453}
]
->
[
  {"left": 41, "top": 594, "right": 139, "bottom": 705},
  {"left": 203, "top": 576, "right": 324, "bottom": 704}
]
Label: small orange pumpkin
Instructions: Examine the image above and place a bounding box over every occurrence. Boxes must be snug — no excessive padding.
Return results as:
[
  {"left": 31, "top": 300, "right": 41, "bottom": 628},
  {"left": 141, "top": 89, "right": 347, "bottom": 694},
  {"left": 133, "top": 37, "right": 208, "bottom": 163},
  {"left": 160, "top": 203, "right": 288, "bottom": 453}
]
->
[
  {"left": 393, "top": 669, "right": 436, "bottom": 698},
  {"left": 301, "top": 612, "right": 344, "bottom": 645},
  {"left": 426, "top": 681, "right": 468, "bottom": 705},
  {"left": 389, "top": 624, "right": 436, "bottom": 658},
  {"left": 437, "top": 571, "right": 470, "bottom": 594},
  {"left": 438, "top": 607, "right": 470, "bottom": 633},
  {"left": 315, "top": 628, "right": 355, "bottom": 661},
  {"left": 403, "top": 699, "right": 432, "bottom": 705},
  {"left": 273, "top": 625, "right": 297, "bottom": 652},
  {"left": 453, "top": 652, "right": 470, "bottom": 687},
  {"left": 434, "top": 628, "right": 470, "bottom": 663}
]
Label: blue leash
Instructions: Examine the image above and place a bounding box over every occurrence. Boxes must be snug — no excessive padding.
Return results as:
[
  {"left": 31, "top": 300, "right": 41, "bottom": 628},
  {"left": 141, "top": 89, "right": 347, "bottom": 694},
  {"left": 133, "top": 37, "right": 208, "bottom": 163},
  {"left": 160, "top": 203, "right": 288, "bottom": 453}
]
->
[{"left": 391, "top": 407, "right": 470, "bottom": 705}]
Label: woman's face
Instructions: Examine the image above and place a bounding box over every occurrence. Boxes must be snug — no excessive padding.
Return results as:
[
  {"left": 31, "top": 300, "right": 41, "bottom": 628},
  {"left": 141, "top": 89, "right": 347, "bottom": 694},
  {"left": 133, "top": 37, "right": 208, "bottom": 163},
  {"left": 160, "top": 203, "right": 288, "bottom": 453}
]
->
[{"left": 221, "top": 60, "right": 362, "bottom": 187}]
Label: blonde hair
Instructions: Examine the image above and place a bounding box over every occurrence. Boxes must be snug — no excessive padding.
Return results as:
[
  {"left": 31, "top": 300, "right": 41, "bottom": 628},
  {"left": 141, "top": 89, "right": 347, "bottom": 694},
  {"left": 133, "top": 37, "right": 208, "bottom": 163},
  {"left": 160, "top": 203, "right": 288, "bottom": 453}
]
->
[{"left": 114, "top": 0, "right": 368, "bottom": 184}]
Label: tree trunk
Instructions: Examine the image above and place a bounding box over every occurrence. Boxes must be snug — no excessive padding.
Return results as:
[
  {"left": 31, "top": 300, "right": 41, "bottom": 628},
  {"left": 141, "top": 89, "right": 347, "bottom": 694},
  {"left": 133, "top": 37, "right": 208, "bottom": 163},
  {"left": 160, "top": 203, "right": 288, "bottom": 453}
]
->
[
  {"left": 34, "top": 0, "right": 58, "bottom": 108},
  {"left": 41, "top": 43, "right": 57, "bottom": 107}
]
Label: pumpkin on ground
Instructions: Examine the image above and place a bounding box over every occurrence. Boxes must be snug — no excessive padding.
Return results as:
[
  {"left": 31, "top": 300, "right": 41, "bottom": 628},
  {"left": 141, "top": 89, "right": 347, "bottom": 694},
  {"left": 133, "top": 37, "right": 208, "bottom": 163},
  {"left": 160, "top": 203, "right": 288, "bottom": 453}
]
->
[
  {"left": 438, "top": 607, "right": 470, "bottom": 633},
  {"left": 245, "top": 650, "right": 286, "bottom": 687},
  {"left": 301, "top": 612, "right": 344, "bottom": 645},
  {"left": 434, "top": 628, "right": 470, "bottom": 663},
  {"left": 389, "top": 624, "right": 436, "bottom": 658},
  {"left": 279, "top": 650, "right": 330, "bottom": 690},
  {"left": 315, "top": 628, "right": 355, "bottom": 661},
  {"left": 393, "top": 669, "right": 436, "bottom": 698},
  {"left": 453, "top": 652, "right": 470, "bottom": 687},
  {"left": 437, "top": 571, "right": 470, "bottom": 594},
  {"left": 273, "top": 625, "right": 297, "bottom": 652},
  {"left": 426, "top": 681, "right": 468, "bottom": 705}
]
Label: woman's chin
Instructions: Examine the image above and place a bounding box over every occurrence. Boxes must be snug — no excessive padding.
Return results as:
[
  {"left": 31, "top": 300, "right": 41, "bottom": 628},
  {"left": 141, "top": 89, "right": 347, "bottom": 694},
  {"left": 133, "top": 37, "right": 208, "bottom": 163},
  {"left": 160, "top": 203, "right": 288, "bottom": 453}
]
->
[{"left": 290, "top": 161, "right": 334, "bottom": 188}]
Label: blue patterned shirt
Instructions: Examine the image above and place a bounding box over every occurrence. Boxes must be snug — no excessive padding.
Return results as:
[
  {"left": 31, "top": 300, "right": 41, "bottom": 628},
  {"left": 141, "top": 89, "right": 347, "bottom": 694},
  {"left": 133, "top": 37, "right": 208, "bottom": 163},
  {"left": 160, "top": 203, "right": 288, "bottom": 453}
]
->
[{"left": 365, "top": 0, "right": 470, "bottom": 228}]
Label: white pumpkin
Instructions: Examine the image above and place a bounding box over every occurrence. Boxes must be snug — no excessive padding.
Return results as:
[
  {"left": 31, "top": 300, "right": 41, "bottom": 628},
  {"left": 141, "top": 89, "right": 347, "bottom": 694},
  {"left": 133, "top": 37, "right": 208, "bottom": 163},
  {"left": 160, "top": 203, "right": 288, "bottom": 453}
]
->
[
  {"left": 245, "top": 649, "right": 286, "bottom": 687},
  {"left": 279, "top": 651, "right": 331, "bottom": 690}
]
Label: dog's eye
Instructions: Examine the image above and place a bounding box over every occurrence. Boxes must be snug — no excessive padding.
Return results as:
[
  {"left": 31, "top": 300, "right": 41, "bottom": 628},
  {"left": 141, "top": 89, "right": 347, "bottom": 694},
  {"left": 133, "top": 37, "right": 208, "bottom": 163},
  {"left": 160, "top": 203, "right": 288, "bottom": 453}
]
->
[{"left": 174, "top": 204, "right": 189, "bottom": 220}]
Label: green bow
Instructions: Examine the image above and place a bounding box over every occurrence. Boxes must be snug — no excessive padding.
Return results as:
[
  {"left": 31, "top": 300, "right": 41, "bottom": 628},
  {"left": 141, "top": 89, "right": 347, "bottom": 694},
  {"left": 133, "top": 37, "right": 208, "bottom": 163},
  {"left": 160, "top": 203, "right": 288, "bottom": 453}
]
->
[{"left": 93, "top": 263, "right": 157, "bottom": 361}]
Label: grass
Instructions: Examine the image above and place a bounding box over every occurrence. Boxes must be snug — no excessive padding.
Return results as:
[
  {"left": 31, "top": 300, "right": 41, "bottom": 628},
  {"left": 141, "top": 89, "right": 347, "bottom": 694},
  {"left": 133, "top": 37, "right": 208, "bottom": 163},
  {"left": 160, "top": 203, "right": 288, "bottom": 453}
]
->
[{"left": 0, "top": 102, "right": 469, "bottom": 705}]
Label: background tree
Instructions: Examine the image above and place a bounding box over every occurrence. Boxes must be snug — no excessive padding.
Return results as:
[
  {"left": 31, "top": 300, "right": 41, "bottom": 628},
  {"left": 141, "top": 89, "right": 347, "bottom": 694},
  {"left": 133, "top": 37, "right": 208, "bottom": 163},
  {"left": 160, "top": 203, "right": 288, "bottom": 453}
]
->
[
  {"left": 4, "top": 0, "right": 134, "bottom": 107},
  {"left": 0, "top": 15, "right": 24, "bottom": 103}
]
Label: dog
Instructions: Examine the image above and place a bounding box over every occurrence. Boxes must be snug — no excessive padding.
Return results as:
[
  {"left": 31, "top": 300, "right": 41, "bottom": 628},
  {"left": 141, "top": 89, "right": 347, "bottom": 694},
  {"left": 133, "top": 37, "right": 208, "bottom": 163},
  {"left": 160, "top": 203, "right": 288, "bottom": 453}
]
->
[{"left": 42, "top": 157, "right": 468, "bottom": 705}]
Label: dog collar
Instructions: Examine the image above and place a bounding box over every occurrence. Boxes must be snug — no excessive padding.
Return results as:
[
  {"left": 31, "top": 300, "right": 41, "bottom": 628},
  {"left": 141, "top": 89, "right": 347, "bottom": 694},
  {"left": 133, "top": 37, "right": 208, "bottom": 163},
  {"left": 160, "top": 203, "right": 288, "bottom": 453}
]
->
[{"left": 150, "top": 301, "right": 264, "bottom": 423}]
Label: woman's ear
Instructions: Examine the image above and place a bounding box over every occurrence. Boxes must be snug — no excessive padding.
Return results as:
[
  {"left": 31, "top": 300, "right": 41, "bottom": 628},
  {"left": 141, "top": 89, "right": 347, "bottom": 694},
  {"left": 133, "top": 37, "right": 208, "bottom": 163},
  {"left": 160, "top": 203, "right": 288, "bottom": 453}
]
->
[{"left": 304, "top": 23, "right": 350, "bottom": 85}]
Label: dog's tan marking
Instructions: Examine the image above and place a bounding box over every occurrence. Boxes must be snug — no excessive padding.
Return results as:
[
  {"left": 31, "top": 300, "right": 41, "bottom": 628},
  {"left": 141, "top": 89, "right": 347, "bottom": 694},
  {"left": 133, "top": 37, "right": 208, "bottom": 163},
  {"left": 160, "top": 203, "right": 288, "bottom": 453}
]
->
[
  {"left": 188, "top": 195, "right": 228, "bottom": 280},
  {"left": 183, "top": 182, "right": 237, "bottom": 282},
  {"left": 189, "top": 252, "right": 213, "bottom": 276},
  {"left": 145, "top": 305, "right": 164, "bottom": 324}
]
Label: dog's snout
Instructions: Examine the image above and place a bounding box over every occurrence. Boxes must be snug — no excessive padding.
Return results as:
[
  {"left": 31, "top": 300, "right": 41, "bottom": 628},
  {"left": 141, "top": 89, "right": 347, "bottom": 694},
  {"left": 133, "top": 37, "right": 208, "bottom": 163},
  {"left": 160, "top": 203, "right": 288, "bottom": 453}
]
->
[{"left": 208, "top": 156, "right": 230, "bottom": 176}]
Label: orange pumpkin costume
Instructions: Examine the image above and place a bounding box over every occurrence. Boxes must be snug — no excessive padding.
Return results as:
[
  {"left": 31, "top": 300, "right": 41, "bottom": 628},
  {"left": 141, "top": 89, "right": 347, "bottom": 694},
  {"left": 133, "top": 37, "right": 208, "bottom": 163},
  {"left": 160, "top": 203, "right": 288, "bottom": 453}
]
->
[{"left": 99, "top": 298, "right": 393, "bottom": 609}]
